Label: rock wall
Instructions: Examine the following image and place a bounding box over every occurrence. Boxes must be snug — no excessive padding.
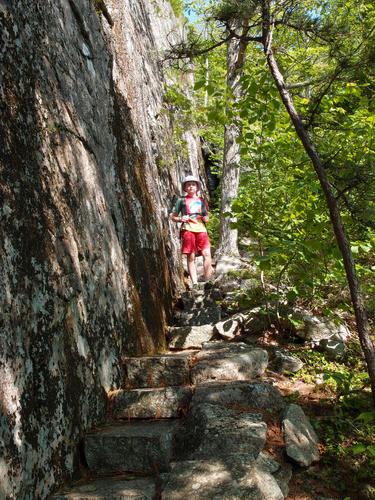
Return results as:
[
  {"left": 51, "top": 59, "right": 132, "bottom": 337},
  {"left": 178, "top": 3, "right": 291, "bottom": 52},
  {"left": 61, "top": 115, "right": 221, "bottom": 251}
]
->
[{"left": 0, "top": 0, "right": 202, "bottom": 497}]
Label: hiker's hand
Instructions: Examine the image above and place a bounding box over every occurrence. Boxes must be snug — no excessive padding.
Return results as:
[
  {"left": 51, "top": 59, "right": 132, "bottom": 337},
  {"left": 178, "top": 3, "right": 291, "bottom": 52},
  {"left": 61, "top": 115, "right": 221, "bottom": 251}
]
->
[
  {"left": 202, "top": 215, "right": 209, "bottom": 223},
  {"left": 181, "top": 215, "right": 189, "bottom": 222}
]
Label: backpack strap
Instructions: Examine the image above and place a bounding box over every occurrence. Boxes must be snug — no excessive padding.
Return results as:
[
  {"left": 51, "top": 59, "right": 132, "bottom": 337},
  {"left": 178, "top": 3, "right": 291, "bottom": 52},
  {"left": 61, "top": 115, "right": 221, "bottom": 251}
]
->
[
  {"left": 178, "top": 196, "right": 208, "bottom": 218},
  {"left": 200, "top": 197, "right": 208, "bottom": 217}
]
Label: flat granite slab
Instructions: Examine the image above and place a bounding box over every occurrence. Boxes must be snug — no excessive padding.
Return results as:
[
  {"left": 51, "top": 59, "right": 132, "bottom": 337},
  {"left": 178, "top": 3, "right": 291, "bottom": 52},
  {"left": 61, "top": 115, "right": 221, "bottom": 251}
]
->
[
  {"left": 52, "top": 476, "right": 155, "bottom": 499},
  {"left": 84, "top": 421, "right": 178, "bottom": 474},
  {"left": 123, "top": 352, "right": 194, "bottom": 388},
  {"left": 191, "top": 380, "right": 285, "bottom": 412},
  {"left": 168, "top": 325, "right": 215, "bottom": 350},
  {"left": 175, "top": 404, "right": 267, "bottom": 461},
  {"left": 110, "top": 386, "right": 193, "bottom": 419},
  {"left": 190, "top": 346, "right": 268, "bottom": 384},
  {"left": 162, "top": 458, "right": 284, "bottom": 500}
]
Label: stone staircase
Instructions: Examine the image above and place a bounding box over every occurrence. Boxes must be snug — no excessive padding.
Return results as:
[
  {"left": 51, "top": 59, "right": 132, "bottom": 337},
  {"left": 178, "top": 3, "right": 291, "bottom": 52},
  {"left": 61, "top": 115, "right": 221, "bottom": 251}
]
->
[{"left": 52, "top": 283, "right": 308, "bottom": 499}]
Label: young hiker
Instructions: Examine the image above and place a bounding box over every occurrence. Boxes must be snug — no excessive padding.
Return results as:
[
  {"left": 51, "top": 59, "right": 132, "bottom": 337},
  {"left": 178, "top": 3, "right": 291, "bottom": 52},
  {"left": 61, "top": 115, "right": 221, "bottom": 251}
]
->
[{"left": 171, "top": 175, "right": 214, "bottom": 286}]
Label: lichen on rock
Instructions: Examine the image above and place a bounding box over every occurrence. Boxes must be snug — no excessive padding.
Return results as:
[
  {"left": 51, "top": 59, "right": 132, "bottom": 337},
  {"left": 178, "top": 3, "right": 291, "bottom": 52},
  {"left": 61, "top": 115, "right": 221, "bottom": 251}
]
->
[{"left": 0, "top": 0, "right": 202, "bottom": 497}]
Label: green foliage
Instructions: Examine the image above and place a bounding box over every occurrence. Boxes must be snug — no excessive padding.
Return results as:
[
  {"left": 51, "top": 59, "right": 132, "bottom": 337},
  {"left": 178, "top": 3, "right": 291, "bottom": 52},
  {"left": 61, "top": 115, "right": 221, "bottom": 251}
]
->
[
  {"left": 169, "top": 0, "right": 184, "bottom": 17},
  {"left": 182, "top": 2, "right": 375, "bottom": 494},
  {"left": 205, "top": 210, "right": 220, "bottom": 248},
  {"left": 287, "top": 344, "right": 375, "bottom": 492},
  {"left": 185, "top": 0, "right": 374, "bottom": 318}
]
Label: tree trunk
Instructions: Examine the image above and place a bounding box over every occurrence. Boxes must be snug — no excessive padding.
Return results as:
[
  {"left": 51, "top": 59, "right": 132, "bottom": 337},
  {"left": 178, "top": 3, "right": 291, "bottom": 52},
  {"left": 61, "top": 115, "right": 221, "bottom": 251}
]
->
[
  {"left": 261, "top": 3, "right": 375, "bottom": 406},
  {"left": 216, "top": 19, "right": 249, "bottom": 259}
]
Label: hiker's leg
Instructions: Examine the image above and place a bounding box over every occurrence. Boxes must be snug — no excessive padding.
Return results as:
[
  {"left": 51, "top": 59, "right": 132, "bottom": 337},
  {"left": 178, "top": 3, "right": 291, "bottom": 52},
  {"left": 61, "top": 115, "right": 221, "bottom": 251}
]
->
[
  {"left": 202, "top": 248, "right": 213, "bottom": 280},
  {"left": 187, "top": 252, "right": 198, "bottom": 284}
]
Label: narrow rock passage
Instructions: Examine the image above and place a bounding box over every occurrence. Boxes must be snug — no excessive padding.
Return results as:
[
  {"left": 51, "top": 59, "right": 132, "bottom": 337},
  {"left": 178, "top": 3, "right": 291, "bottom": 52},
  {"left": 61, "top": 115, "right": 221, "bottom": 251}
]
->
[{"left": 53, "top": 282, "right": 319, "bottom": 499}]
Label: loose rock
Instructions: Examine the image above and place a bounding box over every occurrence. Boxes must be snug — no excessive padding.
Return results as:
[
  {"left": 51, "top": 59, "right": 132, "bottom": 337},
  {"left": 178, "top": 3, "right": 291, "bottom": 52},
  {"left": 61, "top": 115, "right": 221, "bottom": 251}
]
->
[
  {"left": 274, "top": 350, "right": 304, "bottom": 374},
  {"left": 214, "top": 316, "right": 243, "bottom": 339},
  {"left": 283, "top": 404, "right": 320, "bottom": 466},
  {"left": 291, "top": 313, "right": 350, "bottom": 357}
]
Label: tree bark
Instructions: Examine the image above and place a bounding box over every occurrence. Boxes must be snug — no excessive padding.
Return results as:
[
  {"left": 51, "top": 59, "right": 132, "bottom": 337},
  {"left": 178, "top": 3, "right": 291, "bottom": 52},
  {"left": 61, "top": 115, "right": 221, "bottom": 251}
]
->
[
  {"left": 261, "top": 1, "right": 375, "bottom": 406},
  {"left": 216, "top": 19, "right": 249, "bottom": 259}
]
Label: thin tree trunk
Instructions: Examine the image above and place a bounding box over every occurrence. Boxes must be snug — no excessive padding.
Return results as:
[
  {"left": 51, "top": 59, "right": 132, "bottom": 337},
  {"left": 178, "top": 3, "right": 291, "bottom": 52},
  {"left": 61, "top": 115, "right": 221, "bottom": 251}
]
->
[
  {"left": 217, "top": 19, "right": 249, "bottom": 259},
  {"left": 261, "top": 1, "right": 375, "bottom": 406}
]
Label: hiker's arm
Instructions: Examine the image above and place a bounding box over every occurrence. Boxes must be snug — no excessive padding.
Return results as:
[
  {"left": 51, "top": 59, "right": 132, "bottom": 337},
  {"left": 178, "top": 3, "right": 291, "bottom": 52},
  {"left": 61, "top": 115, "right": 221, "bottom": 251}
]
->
[
  {"left": 170, "top": 198, "right": 185, "bottom": 222},
  {"left": 170, "top": 212, "right": 188, "bottom": 223}
]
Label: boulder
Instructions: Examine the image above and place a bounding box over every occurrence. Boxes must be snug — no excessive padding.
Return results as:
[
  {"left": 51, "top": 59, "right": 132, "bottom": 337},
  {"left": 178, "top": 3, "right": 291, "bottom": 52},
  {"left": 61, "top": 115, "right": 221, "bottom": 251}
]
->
[
  {"left": 214, "top": 316, "right": 243, "bottom": 339},
  {"left": 215, "top": 256, "right": 246, "bottom": 275},
  {"left": 256, "top": 452, "right": 292, "bottom": 497},
  {"left": 291, "top": 313, "right": 350, "bottom": 357},
  {"left": 274, "top": 350, "right": 304, "bottom": 374},
  {"left": 282, "top": 404, "right": 320, "bottom": 466}
]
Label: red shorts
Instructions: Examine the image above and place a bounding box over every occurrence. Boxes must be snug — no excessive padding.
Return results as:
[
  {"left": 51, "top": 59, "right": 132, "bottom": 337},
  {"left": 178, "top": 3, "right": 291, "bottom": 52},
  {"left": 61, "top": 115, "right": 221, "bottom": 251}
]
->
[{"left": 181, "top": 230, "right": 210, "bottom": 255}]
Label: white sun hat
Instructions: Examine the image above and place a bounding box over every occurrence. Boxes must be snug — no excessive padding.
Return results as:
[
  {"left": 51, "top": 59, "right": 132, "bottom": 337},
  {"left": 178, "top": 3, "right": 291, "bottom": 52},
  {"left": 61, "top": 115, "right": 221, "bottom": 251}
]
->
[{"left": 181, "top": 175, "right": 201, "bottom": 193}]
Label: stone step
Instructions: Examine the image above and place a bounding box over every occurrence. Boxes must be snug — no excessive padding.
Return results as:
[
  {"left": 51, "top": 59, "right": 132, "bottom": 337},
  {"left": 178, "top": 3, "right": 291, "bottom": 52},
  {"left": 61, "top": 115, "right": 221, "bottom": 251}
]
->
[
  {"left": 175, "top": 403, "right": 267, "bottom": 461},
  {"left": 173, "top": 306, "right": 221, "bottom": 326},
  {"left": 168, "top": 325, "right": 215, "bottom": 350},
  {"left": 190, "top": 342, "right": 269, "bottom": 384},
  {"left": 191, "top": 381, "right": 285, "bottom": 413},
  {"left": 109, "top": 386, "right": 193, "bottom": 419},
  {"left": 84, "top": 421, "right": 178, "bottom": 475},
  {"left": 123, "top": 352, "right": 194, "bottom": 388},
  {"left": 52, "top": 476, "right": 155, "bottom": 499},
  {"left": 180, "top": 288, "right": 222, "bottom": 310},
  {"left": 162, "top": 457, "right": 286, "bottom": 500}
]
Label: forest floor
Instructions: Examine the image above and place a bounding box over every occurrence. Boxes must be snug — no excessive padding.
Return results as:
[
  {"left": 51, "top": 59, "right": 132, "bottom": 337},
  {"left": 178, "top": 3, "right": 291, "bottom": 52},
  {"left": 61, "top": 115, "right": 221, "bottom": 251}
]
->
[{"left": 252, "top": 326, "right": 375, "bottom": 500}]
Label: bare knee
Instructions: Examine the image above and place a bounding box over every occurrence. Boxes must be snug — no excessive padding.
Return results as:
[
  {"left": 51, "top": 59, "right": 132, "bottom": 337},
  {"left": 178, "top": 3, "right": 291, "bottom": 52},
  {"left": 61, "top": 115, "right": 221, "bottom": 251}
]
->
[{"left": 187, "top": 253, "right": 196, "bottom": 262}]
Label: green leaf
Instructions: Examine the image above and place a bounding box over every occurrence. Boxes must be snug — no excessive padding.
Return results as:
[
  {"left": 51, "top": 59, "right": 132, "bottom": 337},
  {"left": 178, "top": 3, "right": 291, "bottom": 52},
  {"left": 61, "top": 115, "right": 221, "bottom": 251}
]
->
[
  {"left": 286, "top": 289, "right": 299, "bottom": 301},
  {"left": 194, "top": 79, "right": 206, "bottom": 90},
  {"left": 206, "top": 84, "right": 216, "bottom": 96},
  {"left": 351, "top": 443, "right": 367, "bottom": 455},
  {"left": 355, "top": 411, "right": 375, "bottom": 423}
]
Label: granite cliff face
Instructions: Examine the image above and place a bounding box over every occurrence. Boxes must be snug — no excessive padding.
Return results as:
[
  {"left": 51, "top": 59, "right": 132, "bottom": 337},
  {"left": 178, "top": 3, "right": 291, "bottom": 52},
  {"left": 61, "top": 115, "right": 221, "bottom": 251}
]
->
[{"left": 0, "top": 1, "right": 201, "bottom": 497}]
